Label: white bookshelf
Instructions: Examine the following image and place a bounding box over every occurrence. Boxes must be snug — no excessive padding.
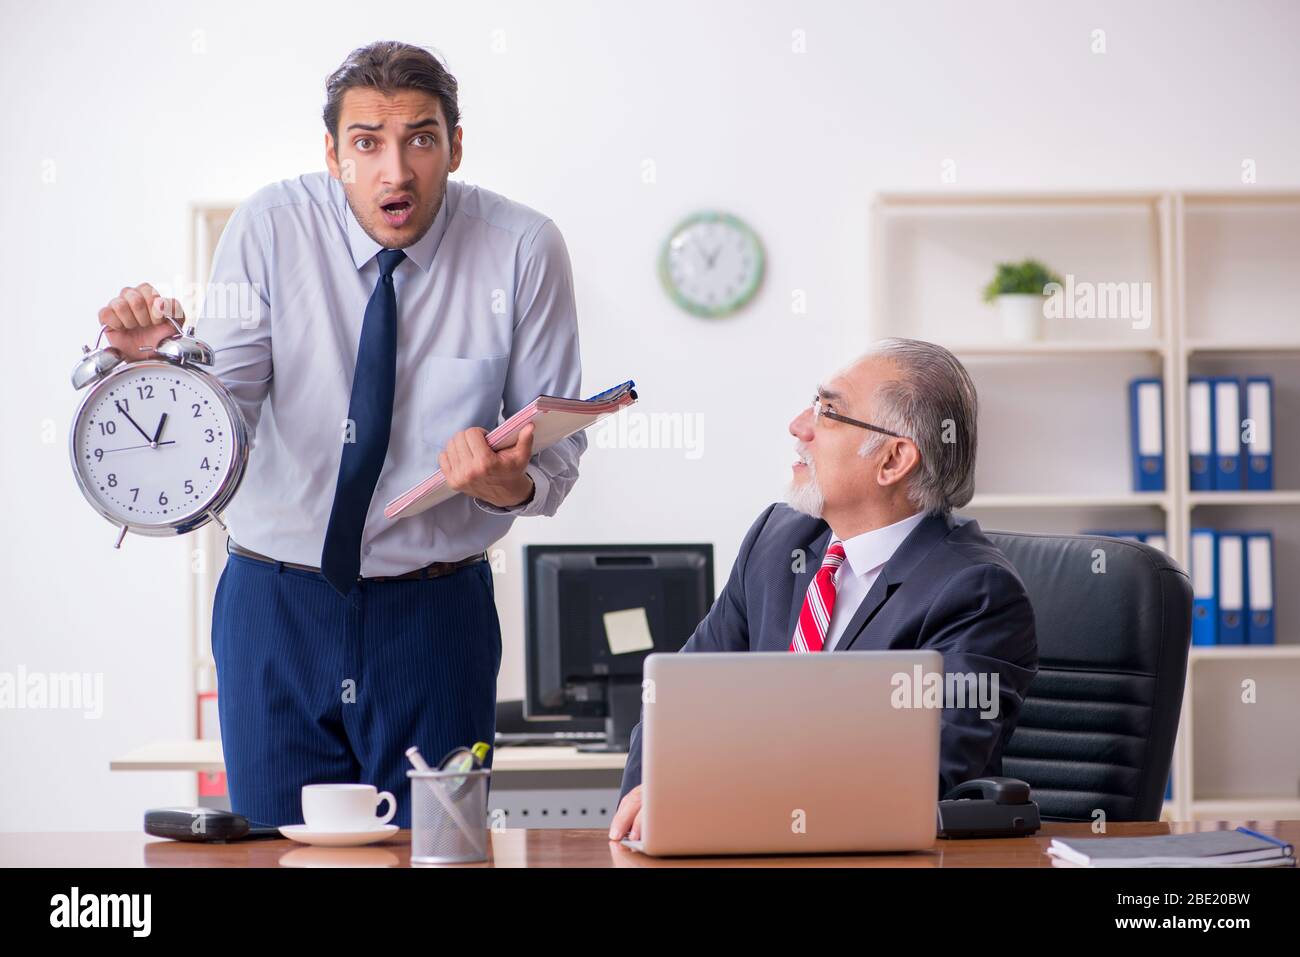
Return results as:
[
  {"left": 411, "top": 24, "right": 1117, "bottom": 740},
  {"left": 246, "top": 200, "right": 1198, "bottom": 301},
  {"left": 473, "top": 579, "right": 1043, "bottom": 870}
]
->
[
  {"left": 873, "top": 189, "right": 1300, "bottom": 823},
  {"left": 951, "top": 341, "right": 1166, "bottom": 356},
  {"left": 969, "top": 493, "right": 1170, "bottom": 509},
  {"left": 1187, "top": 491, "right": 1300, "bottom": 507}
]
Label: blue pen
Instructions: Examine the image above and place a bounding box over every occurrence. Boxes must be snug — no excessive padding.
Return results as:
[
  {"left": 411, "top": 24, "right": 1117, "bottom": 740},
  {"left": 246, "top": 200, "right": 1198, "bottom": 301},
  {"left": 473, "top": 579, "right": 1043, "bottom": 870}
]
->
[{"left": 1235, "top": 826, "right": 1294, "bottom": 854}]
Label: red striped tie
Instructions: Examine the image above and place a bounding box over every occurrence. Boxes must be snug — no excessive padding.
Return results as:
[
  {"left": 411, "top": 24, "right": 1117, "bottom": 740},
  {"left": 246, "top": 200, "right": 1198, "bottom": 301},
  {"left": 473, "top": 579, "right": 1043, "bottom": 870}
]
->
[{"left": 790, "top": 541, "right": 847, "bottom": 653}]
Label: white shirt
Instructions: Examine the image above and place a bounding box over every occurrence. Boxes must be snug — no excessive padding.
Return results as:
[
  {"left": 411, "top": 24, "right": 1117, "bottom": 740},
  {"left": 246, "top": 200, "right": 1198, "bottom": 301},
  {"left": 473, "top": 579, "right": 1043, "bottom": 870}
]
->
[
  {"left": 824, "top": 511, "right": 928, "bottom": 650},
  {"left": 198, "top": 172, "right": 585, "bottom": 575}
]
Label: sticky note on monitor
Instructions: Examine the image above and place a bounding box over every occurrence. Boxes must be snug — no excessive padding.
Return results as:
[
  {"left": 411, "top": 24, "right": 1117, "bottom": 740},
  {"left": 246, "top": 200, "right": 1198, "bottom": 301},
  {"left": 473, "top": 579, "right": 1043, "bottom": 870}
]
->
[{"left": 603, "top": 607, "right": 654, "bottom": 655}]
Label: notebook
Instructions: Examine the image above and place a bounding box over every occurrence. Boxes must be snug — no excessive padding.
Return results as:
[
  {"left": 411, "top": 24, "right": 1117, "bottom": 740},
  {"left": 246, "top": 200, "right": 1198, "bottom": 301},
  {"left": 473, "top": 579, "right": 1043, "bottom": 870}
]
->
[
  {"left": 1047, "top": 827, "right": 1295, "bottom": 868},
  {"left": 384, "top": 380, "right": 637, "bottom": 520}
]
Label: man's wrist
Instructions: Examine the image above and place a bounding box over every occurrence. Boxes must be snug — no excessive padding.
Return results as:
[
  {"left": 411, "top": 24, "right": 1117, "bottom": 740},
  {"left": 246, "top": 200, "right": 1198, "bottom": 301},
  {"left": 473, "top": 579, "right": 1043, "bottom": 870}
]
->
[
  {"left": 478, "top": 473, "right": 535, "bottom": 510},
  {"left": 506, "top": 473, "right": 536, "bottom": 508}
]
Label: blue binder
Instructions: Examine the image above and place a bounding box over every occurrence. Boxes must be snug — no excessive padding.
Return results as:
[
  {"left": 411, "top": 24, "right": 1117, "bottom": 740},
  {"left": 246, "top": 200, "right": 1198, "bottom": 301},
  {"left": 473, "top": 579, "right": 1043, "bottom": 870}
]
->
[
  {"left": 1245, "top": 531, "right": 1275, "bottom": 645},
  {"left": 1187, "top": 377, "right": 1215, "bottom": 492},
  {"left": 1244, "top": 377, "right": 1274, "bottom": 491},
  {"left": 1189, "top": 528, "right": 1218, "bottom": 646},
  {"left": 1128, "top": 378, "right": 1165, "bottom": 492},
  {"left": 1165, "top": 774, "right": 1173, "bottom": 802},
  {"left": 1217, "top": 531, "right": 1246, "bottom": 645},
  {"left": 1212, "top": 377, "right": 1243, "bottom": 490}
]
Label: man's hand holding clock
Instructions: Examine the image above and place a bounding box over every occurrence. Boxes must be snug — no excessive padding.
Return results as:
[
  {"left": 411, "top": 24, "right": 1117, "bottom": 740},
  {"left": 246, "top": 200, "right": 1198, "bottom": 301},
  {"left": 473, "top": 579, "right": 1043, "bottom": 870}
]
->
[{"left": 97, "top": 282, "right": 186, "bottom": 362}]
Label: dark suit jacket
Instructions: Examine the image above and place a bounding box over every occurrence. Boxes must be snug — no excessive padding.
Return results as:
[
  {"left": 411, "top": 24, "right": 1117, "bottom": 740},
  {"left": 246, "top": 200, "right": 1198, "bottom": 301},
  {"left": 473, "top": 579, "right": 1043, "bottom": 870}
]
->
[{"left": 618, "top": 504, "right": 1039, "bottom": 801}]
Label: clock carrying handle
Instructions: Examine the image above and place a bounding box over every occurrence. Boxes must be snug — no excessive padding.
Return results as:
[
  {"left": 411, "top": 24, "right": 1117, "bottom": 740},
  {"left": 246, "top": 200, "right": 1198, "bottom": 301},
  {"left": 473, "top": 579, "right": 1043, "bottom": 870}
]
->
[
  {"left": 88, "top": 314, "right": 186, "bottom": 354},
  {"left": 136, "top": 314, "right": 187, "bottom": 354}
]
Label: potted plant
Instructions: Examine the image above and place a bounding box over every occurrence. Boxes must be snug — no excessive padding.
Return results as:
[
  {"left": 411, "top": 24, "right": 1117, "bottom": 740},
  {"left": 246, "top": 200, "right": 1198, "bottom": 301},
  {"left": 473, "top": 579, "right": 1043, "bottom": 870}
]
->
[{"left": 982, "top": 259, "right": 1064, "bottom": 341}]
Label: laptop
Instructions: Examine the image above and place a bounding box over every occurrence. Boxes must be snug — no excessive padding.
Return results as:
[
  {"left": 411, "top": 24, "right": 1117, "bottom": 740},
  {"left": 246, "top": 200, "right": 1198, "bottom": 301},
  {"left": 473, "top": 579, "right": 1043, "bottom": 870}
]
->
[{"left": 624, "top": 650, "right": 942, "bottom": 856}]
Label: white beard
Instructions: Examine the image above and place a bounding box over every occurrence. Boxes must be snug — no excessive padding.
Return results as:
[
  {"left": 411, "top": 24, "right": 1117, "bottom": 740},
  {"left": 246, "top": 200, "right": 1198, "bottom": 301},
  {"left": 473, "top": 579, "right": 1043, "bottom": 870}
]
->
[{"left": 784, "top": 462, "right": 825, "bottom": 518}]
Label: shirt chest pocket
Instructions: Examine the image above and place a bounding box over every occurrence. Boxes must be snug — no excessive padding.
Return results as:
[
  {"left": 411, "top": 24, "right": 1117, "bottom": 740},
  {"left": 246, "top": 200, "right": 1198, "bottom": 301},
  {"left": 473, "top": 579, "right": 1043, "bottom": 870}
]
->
[{"left": 408, "top": 353, "right": 512, "bottom": 453}]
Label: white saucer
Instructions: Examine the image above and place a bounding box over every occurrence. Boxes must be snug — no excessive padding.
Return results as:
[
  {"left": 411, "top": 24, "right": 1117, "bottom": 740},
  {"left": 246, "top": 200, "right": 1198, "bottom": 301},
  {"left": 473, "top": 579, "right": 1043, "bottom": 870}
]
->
[{"left": 279, "top": 824, "right": 399, "bottom": 847}]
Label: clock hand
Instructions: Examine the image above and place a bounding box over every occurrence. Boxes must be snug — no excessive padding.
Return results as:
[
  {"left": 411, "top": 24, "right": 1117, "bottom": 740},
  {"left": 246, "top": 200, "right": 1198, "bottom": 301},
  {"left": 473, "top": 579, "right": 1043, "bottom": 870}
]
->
[
  {"left": 115, "top": 400, "right": 154, "bottom": 443},
  {"left": 151, "top": 412, "right": 169, "bottom": 447},
  {"left": 101, "top": 440, "right": 178, "bottom": 455}
]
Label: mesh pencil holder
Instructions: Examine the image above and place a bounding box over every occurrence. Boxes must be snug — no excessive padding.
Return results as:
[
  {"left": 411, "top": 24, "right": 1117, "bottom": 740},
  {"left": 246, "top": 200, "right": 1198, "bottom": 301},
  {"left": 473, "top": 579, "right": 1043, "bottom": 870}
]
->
[{"left": 407, "top": 768, "right": 491, "bottom": 864}]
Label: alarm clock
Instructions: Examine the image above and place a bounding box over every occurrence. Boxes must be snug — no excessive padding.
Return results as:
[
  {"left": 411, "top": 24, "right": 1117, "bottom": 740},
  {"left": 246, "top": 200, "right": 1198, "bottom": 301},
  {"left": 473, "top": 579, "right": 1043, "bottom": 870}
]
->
[
  {"left": 659, "top": 210, "right": 765, "bottom": 318},
  {"left": 69, "top": 318, "right": 249, "bottom": 547}
]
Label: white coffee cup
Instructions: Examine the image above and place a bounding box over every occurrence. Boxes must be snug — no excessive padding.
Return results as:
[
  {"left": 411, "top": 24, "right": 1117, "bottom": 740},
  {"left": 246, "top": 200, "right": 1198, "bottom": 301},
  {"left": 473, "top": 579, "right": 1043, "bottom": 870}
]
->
[{"left": 301, "top": 783, "right": 397, "bottom": 831}]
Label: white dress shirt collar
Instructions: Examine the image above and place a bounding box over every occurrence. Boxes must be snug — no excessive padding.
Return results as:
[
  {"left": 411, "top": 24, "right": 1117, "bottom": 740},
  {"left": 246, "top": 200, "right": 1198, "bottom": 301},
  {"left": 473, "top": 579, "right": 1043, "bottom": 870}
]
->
[
  {"left": 343, "top": 178, "right": 453, "bottom": 274},
  {"left": 832, "top": 510, "right": 928, "bottom": 580}
]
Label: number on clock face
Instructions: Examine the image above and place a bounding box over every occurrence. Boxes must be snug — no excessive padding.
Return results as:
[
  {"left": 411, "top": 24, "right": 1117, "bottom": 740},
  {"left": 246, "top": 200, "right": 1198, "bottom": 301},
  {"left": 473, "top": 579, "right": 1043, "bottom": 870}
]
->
[
  {"left": 662, "top": 213, "right": 764, "bottom": 317},
  {"left": 73, "top": 366, "right": 234, "bottom": 526}
]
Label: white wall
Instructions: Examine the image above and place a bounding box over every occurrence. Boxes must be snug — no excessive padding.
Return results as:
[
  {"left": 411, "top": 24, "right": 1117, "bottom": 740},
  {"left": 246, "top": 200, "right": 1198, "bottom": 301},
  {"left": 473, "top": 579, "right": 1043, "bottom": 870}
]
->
[{"left": 2, "top": 0, "right": 1297, "bottom": 831}]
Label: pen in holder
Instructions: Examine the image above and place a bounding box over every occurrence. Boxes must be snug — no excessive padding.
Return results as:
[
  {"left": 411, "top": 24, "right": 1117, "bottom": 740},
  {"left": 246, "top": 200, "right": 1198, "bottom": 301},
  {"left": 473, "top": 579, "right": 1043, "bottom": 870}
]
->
[{"left": 407, "top": 768, "right": 491, "bottom": 864}]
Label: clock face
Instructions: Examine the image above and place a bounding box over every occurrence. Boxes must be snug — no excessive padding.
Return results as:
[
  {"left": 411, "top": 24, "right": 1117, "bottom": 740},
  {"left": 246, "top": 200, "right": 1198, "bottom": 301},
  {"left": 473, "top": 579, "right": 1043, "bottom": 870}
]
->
[
  {"left": 71, "top": 361, "right": 243, "bottom": 531},
  {"left": 660, "top": 211, "right": 765, "bottom": 317}
]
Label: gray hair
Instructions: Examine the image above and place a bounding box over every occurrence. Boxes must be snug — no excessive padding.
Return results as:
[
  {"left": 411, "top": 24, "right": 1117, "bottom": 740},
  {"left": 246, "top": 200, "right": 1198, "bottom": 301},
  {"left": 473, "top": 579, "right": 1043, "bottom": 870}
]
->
[{"left": 857, "top": 338, "right": 978, "bottom": 516}]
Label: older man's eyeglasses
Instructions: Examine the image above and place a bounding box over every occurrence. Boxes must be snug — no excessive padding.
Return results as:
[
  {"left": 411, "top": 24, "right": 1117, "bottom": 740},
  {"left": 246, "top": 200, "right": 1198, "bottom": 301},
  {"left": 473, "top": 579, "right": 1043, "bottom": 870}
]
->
[{"left": 811, "top": 395, "right": 908, "bottom": 440}]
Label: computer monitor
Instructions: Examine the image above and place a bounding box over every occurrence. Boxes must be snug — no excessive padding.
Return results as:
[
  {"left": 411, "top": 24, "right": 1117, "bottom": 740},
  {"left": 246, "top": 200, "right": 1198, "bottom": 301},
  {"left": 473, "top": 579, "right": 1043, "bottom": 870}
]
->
[{"left": 523, "top": 543, "right": 714, "bottom": 751}]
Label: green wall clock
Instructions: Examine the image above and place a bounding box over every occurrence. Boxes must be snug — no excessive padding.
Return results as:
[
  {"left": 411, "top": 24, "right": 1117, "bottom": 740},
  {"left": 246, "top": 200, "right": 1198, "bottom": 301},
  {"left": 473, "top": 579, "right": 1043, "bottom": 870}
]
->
[{"left": 659, "top": 211, "right": 765, "bottom": 318}]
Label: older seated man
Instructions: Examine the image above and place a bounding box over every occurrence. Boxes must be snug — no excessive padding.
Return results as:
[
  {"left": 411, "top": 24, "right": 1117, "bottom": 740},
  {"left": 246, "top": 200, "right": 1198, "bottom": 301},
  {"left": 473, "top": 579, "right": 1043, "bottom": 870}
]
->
[{"left": 609, "top": 337, "right": 1039, "bottom": 842}]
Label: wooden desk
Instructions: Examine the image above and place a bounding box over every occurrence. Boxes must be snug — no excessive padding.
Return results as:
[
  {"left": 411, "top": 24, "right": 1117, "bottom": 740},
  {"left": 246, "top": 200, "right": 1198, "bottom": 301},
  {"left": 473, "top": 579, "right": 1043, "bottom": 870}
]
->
[{"left": 5, "top": 821, "right": 1297, "bottom": 868}]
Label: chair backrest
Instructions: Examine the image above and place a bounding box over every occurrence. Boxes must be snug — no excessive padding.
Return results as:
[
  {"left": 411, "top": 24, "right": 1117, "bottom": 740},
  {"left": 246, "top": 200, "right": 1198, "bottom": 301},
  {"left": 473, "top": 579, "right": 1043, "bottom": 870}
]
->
[{"left": 986, "top": 531, "right": 1193, "bottom": 822}]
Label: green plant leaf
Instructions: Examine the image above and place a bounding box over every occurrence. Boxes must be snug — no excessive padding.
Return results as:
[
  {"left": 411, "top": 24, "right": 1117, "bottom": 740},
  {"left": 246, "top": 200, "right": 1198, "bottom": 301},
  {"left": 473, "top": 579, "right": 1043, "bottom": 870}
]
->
[{"left": 982, "top": 258, "right": 1065, "bottom": 302}]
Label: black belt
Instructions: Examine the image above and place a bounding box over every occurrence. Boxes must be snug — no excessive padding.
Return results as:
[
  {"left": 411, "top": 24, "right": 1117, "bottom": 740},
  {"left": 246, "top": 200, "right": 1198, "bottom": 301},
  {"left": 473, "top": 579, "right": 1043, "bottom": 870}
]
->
[{"left": 226, "top": 539, "right": 487, "bottom": 582}]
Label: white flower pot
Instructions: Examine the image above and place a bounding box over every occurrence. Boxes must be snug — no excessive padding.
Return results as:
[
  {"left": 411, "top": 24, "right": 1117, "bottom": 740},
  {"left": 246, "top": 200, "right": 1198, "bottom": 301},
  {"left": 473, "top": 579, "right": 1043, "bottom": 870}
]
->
[{"left": 997, "top": 293, "right": 1045, "bottom": 342}]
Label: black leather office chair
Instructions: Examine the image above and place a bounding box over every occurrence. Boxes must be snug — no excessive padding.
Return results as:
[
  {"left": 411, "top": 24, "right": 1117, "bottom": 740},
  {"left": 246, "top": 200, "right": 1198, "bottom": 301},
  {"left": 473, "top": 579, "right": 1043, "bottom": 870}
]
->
[{"left": 986, "top": 531, "right": 1193, "bottom": 823}]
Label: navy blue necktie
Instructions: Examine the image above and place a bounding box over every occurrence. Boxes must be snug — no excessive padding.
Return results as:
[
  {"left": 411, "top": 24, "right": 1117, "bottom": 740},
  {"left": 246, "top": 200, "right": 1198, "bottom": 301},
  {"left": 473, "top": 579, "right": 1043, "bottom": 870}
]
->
[{"left": 321, "top": 248, "right": 407, "bottom": 595}]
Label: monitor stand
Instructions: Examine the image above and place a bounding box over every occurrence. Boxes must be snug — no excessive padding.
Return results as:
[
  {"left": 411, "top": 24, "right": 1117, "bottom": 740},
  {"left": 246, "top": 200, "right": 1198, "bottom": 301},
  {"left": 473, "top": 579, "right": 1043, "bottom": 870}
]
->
[{"left": 576, "top": 677, "right": 640, "bottom": 753}]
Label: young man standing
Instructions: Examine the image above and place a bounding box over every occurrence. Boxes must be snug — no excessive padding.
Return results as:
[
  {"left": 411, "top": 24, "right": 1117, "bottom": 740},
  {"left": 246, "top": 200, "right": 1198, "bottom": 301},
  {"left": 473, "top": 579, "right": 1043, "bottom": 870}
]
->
[{"left": 96, "top": 41, "right": 585, "bottom": 826}]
